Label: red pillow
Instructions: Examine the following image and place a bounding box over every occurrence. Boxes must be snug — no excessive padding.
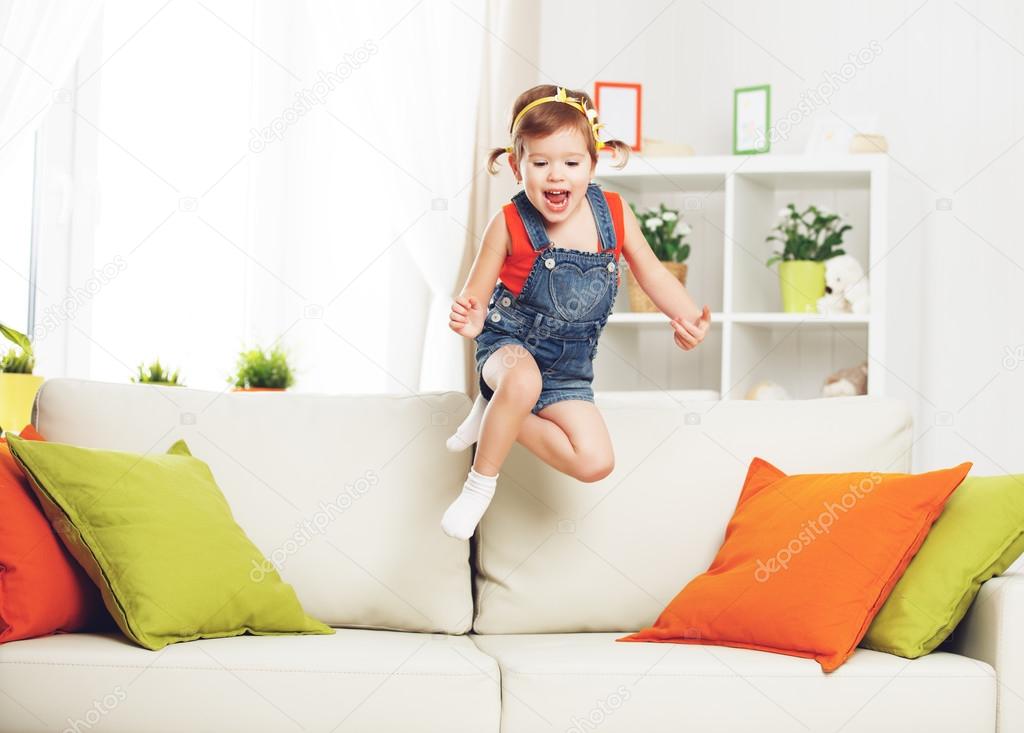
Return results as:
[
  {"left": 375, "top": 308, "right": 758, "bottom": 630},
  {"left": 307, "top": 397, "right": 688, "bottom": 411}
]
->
[
  {"left": 0, "top": 425, "right": 111, "bottom": 642},
  {"left": 618, "top": 457, "right": 973, "bottom": 672}
]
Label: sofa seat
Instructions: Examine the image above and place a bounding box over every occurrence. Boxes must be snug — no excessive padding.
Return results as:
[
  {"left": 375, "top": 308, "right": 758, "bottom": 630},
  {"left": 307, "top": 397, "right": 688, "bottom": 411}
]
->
[
  {"left": 470, "top": 632, "right": 996, "bottom": 733},
  {"left": 0, "top": 629, "right": 500, "bottom": 733}
]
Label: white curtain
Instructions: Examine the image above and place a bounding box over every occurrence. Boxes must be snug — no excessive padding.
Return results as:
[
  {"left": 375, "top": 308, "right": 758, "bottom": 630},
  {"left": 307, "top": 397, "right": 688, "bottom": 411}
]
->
[
  {"left": 246, "top": 0, "right": 488, "bottom": 394},
  {"left": 454, "top": 0, "right": 543, "bottom": 395},
  {"left": 0, "top": 0, "right": 104, "bottom": 150}
]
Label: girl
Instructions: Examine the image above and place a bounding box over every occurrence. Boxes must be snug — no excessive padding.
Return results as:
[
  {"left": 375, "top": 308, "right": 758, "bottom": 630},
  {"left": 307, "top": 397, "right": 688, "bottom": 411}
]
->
[{"left": 442, "top": 84, "right": 712, "bottom": 540}]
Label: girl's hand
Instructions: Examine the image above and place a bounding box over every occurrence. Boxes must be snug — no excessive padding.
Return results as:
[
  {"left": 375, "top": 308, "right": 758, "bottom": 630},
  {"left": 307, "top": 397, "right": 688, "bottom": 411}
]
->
[
  {"left": 670, "top": 305, "right": 711, "bottom": 351},
  {"left": 449, "top": 295, "right": 485, "bottom": 339}
]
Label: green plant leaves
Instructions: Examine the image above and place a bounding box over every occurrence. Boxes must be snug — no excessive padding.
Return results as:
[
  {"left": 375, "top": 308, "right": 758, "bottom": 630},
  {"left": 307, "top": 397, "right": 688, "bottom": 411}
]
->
[
  {"left": 0, "top": 323, "right": 33, "bottom": 374},
  {"left": 230, "top": 345, "right": 294, "bottom": 389},
  {"left": 629, "top": 201, "right": 691, "bottom": 263},
  {"left": 131, "top": 359, "right": 184, "bottom": 386},
  {"left": 764, "top": 204, "right": 851, "bottom": 266}
]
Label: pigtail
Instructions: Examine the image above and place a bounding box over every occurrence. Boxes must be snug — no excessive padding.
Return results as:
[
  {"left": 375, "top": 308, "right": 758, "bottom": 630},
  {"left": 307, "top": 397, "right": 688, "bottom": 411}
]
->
[
  {"left": 599, "top": 138, "right": 631, "bottom": 170},
  {"left": 486, "top": 146, "right": 511, "bottom": 175}
]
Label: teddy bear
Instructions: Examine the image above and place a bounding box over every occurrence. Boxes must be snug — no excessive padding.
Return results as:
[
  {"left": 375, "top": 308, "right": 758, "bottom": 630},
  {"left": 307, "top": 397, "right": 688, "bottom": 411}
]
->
[
  {"left": 821, "top": 360, "right": 868, "bottom": 397},
  {"left": 745, "top": 380, "right": 790, "bottom": 400},
  {"left": 816, "top": 254, "right": 869, "bottom": 315}
]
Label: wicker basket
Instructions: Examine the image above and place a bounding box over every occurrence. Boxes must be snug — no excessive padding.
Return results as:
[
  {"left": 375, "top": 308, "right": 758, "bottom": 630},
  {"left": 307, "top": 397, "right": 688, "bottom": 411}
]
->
[{"left": 626, "top": 261, "right": 688, "bottom": 312}]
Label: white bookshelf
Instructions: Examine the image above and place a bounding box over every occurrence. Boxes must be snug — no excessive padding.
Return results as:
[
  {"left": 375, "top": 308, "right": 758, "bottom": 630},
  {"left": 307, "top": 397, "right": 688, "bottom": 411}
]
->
[{"left": 593, "top": 153, "right": 888, "bottom": 400}]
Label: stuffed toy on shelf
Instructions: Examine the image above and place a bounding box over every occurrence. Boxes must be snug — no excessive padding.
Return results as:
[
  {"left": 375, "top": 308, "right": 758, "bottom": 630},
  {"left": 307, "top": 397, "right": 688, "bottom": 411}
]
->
[
  {"left": 822, "top": 361, "right": 868, "bottom": 397},
  {"left": 817, "top": 254, "right": 869, "bottom": 315}
]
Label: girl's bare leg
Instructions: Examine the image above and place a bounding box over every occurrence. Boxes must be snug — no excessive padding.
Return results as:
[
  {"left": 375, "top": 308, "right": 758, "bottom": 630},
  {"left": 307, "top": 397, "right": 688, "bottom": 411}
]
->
[
  {"left": 475, "top": 344, "right": 615, "bottom": 483},
  {"left": 515, "top": 399, "right": 615, "bottom": 483},
  {"left": 443, "top": 344, "right": 616, "bottom": 538},
  {"left": 472, "top": 344, "right": 544, "bottom": 476},
  {"left": 442, "top": 343, "right": 542, "bottom": 539}
]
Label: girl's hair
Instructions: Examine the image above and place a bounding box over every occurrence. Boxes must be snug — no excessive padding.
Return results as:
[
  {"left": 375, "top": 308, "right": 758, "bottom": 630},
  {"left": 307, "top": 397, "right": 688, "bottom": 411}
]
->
[{"left": 486, "top": 84, "right": 631, "bottom": 176}]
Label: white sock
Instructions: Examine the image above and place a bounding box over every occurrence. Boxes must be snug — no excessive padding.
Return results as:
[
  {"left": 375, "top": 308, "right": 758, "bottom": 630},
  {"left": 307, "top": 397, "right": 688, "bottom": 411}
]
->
[
  {"left": 446, "top": 393, "right": 488, "bottom": 452},
  {"left": 441, "top": 467, "right": 498, "bottom": 540}
]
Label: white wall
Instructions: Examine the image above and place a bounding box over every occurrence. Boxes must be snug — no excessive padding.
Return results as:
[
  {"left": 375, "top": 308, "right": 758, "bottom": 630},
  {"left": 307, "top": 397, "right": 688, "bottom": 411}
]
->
[{"left": 535, "top": 0, "right": 1024, "bottom": 473}]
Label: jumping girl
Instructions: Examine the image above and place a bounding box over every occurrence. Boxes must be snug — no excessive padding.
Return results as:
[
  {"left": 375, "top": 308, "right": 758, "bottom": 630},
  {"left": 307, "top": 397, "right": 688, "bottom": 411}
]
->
[{"left": 442, "top": 84, "right": 712, "bottom": 539}]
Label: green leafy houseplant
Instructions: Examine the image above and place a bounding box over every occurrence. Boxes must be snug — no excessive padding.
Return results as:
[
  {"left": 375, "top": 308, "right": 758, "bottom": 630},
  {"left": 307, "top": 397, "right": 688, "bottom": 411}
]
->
[
  {"left": 0, "top": 322, "right": 33, "bottom": 373},
  {"left": 0, "top": 348, "right": 35, "bottom": 374},
  {"left": 765, "top": 203, "right": 849, "bottom": 266},
  {"left": 626, "top": 202, "right": 692, "bottom": 312},
  {"left": 229, "top": 345, "right": 295, "bottom": 390},
  {"left": 629, "top": 202, "right": 691, "bottom": 263},
  {"left": 0, "top": 321, "right": 41, "bottom": 435},
  {"left": 765, "top": 204, "right": 852, "bottom": 313},
  {"left": 132, "top": 359, "right": 184, "bottom": 386}
]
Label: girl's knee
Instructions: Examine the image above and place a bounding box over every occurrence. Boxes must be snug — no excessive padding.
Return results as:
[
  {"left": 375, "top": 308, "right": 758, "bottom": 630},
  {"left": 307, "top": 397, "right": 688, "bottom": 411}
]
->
[
  {"left": 495, "top": 365, "right": 541, "bottom": 406},
  {"left": 572, "top": 452, "right": 614, "bottom": 483}
]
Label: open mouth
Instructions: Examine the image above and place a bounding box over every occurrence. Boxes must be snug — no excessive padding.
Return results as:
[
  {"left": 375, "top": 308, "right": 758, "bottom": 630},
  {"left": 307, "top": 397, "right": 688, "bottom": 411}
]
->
[{"left": 543, "top": 189, "right": 570, "bottom": 212}]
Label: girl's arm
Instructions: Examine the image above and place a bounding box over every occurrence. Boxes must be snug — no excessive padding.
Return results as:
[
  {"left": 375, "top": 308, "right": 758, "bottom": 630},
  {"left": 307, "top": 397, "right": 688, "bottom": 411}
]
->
[
  {"left": 449, "top": 211, "right": 509, "bottom": 339},
  {"left": 621, "top": 202, "right": 701, "bottom": 321},
  {"left": 620, "top": 202, "right": 712, "bottom": 349}
]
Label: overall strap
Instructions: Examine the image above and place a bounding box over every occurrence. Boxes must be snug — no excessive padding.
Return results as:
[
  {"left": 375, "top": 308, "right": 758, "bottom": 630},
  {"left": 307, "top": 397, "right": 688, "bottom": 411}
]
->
[
  {"left": 507, "top": 184, "right": 625, "bottom": 258},
  {"left": 510, "top": 190, "right": 551, "bottom": 252},
  {"left": 585, "top": 182, "right": 617, "bottom": 253}
]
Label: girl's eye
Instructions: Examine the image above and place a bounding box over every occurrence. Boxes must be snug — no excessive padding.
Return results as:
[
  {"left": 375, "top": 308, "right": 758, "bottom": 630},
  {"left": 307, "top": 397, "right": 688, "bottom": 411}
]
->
[
  {"left": 532, "top": 161, "right": 546, "bottom": 167},
  {"left": 567, "top": 161, "right": 579, "bottom": 167}
]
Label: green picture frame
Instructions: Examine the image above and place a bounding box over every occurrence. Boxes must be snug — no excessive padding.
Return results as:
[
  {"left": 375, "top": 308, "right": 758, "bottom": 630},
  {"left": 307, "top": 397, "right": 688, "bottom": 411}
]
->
[{"left": 732, "top": 84, "right": 771, "bottom": 155}]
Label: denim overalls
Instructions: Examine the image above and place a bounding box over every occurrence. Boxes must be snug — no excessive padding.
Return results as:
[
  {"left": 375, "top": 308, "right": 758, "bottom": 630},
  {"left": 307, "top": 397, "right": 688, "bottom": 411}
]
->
[{"left": 475, "top": 181, "right": 620, "bottom": 415}]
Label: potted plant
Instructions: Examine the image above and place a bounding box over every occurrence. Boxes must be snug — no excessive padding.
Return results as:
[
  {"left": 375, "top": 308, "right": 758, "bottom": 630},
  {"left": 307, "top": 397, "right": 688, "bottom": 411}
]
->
[
  {"left": 0, "top": 322, "right": 43, "bottom": 435},
  {"left": 765, "top": 203, "right": 850, "bottom": 313},
  {"left": 131, "top": 359, "right": 185, "bottom": 387},
  {"left": 627, "top": 202, "right": 691, "bottom": 312},
  {"left": 228, "top": 345, "right": 294, "bottom": 392}
]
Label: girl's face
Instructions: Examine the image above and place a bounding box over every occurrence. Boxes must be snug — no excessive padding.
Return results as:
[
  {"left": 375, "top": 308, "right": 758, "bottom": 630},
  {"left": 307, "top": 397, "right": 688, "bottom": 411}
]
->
[{"left": 511, "top": 127, "right": 594, "bottom": 224}]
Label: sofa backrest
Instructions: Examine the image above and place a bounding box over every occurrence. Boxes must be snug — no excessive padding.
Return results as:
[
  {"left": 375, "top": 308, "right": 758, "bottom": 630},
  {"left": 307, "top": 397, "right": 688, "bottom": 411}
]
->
[
  {"left": 31, "top": 378, "right": 475, "bottom": 634},
  {"left": 471, "top": 392, "right": 913, "bottom": 634}
]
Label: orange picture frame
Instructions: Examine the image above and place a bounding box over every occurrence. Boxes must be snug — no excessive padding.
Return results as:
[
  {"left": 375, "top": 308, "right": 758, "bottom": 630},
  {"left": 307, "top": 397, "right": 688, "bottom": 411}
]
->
[{"left": 594, "top": 81, "right": 642, "bottom": 152}]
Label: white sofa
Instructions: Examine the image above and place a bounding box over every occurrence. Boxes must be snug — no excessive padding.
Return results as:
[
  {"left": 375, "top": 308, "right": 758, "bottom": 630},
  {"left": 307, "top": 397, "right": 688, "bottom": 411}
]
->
[{"left": 0, "top": 378, "right": 1016, "bottom": 733}]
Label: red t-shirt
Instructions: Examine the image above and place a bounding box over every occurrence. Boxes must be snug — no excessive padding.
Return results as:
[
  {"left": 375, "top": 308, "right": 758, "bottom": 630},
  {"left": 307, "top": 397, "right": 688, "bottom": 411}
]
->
[{"left": 498, "top": 190, "right": 625, "bottom": 297}]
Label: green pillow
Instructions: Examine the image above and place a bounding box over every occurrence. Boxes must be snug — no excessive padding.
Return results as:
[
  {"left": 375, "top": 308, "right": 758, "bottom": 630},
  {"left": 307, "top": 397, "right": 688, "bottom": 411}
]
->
[
  {"left": 6, "top": 434, "right": 333, "bottom": 650},
  {"left": 861, "top": 473, "right": 1024, "bottom": 657}
]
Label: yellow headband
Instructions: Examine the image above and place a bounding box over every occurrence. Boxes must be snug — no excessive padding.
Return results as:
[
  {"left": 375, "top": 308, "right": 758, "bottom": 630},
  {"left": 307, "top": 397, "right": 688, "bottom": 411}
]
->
[{"left": 504, "top": 86, "right": 606, "bottom": 155}]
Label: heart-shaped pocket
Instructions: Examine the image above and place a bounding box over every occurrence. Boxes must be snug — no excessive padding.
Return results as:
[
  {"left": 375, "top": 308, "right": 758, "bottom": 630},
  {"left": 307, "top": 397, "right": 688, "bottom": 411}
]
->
[{"left": 548, "top": 262, "right": 611, "bottom": 321}]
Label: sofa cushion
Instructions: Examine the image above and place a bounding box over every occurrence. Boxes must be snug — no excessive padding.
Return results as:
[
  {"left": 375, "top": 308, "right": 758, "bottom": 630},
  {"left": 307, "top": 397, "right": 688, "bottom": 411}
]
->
[
  {"left": 0, "top": 629, "right": 500, "bottom": 733},
  {"left": 6, "top": 434, "right": 333, "bottom": 650},
  {"left": 470, "top": 632, "right": 995, "bottom": 733},
  {"left": 31, "top": 378, "right": 475, "bottom": 634},
  {"left": 0, "top": 426, "right": 111, "bottom": 643},
  {"left": 473, "top": 393, "right": 914, "bottom": 634},
  {"left": 862, "top": 472, "right": 1024, "bottom": 658},
  {"left": 617, "top": 457, "right": 972, "bottom": 672}
]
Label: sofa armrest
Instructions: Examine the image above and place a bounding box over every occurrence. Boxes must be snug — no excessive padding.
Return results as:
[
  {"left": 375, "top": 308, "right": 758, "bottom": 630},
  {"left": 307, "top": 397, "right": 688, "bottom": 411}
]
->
[{"left": 945, "top": 572, "right": 1024, "bottom": 732}]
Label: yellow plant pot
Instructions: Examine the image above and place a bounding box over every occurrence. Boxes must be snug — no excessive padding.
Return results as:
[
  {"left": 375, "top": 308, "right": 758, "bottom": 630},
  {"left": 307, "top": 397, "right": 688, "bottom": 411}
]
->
[
  {"left": 778, "top": 260, "right": 825, "bottom": 313},
  {"left": 0, "top": 373, "right": 44, "bottom": 434}
]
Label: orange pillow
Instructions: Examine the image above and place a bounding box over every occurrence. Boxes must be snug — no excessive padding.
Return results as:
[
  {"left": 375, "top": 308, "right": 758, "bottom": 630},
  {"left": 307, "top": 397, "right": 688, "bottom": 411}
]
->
[
  {"left": 0, "top": 425, "right": 111, "bottom": 643},
  {"left": 617, "top": 457, "right": 973, "bottom": 672}
]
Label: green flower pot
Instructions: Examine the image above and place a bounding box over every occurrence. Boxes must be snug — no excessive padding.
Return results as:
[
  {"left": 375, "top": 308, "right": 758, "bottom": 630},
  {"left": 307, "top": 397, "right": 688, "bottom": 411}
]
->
[{"left": 778, "top": 260, "right": 825, "bottom": 313}]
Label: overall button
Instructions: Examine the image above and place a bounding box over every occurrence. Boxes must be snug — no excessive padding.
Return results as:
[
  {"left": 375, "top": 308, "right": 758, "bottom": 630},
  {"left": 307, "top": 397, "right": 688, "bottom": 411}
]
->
[
  {"left": 544, "top": 258, "right": 555, "bottom": 270},
  {"left": 490, "top": 313, "right": 501, "bottom": 322},
  {"left": 500, "top": 296, "right": 512, "bottom": 307},
  {"left": 607, "top": 262, "right": 615, "bottom": 272}
]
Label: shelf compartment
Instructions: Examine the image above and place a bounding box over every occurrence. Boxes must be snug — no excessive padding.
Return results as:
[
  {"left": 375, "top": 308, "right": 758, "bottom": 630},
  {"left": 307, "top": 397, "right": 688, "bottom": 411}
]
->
[{"left": 724, "top": 320, "right": 869, "bottom": 401}]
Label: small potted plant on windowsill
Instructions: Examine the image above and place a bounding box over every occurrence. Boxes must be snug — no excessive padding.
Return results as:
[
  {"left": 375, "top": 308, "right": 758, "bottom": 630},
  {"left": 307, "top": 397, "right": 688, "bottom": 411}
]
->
[
  {"left": 627, "top": 202, "right": 691, "bottom": 312},
  {"left": 0, "top": 322, "right": 42, "bottom": 435},
  {"left": 228, "top": 345, "right": 295, "bottom": 392},
  {"left": 765, "top": 203, "right": 850, "bottom": 313},
  {"left": 131, "top": 359, "right": 185, "bottom": 387}
]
